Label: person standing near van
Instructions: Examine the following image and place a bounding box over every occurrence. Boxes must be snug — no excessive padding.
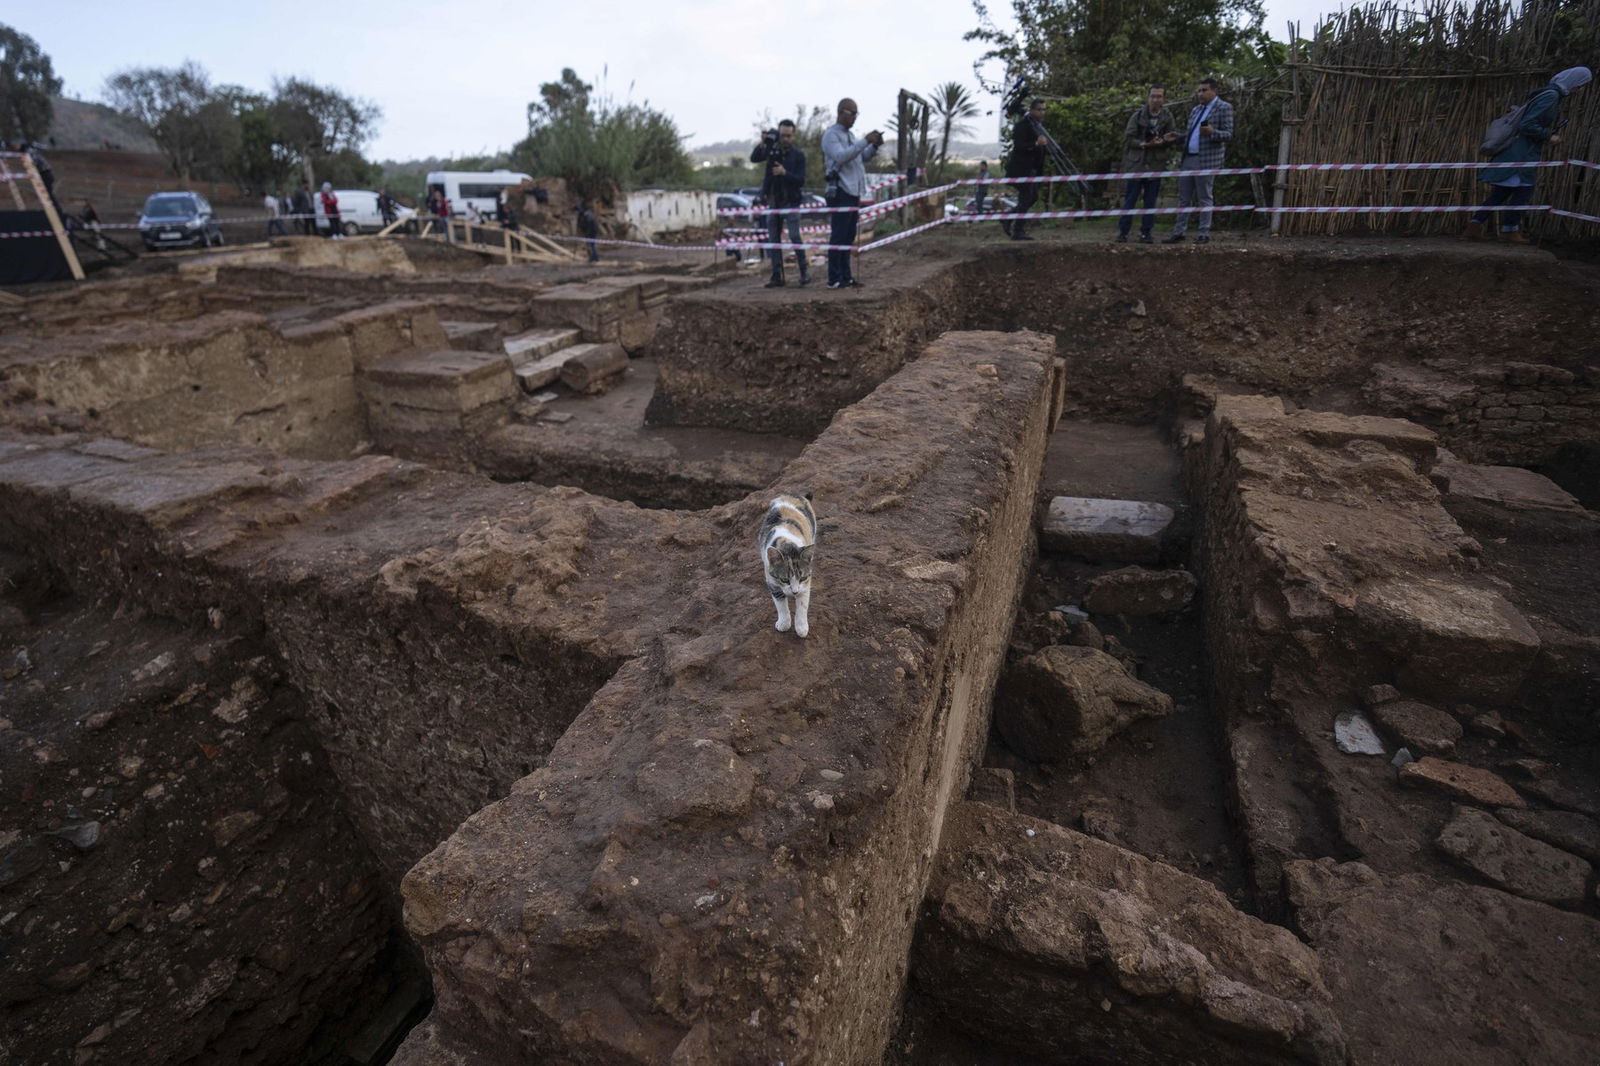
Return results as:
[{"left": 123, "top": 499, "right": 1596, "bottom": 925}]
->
[
  {"left": 292, "top": 180, "right": 315, "bottom": 235},
  {"left": 320, "top": 182, "right": 342, "bottom": 239},
  {"left": 378, "top": 186, "right": 398, "bottom": 228}
]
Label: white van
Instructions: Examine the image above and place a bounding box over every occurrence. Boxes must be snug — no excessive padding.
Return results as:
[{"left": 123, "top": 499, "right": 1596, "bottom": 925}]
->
[
  {"left": 315, "top": 190, "right": 417, "bottom": 234},
  {"left": 424, "top": 170, "right": 533, "bottom": 219}
]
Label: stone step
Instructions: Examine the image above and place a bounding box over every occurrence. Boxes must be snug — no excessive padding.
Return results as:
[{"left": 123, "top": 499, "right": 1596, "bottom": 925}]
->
[
  {"left": 503, "top": 327, "right": 582, "bottom": 367},
  {"left": 440, "top": 320, "right": 498, "bottom": 343},
  {"left": 361, "top": 349, "right": 513, "bottom": 413},
  {"left": 560, "top": 343, "right": 629, "bottom": 394},
  {"left": 1040, "top": 496, "right": 1174, "bottom": 563},
  {"left": 514, "top": 350, "right": 573, "bottom": 393}
]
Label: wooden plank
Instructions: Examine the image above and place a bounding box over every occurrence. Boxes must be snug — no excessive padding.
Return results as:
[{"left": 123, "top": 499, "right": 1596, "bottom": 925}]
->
[
  {"left": 1, "top": 157, "right": 23, "bottom": 209},
  {"left": 20, "top": 154, "right": 85, "bottom": 281}
]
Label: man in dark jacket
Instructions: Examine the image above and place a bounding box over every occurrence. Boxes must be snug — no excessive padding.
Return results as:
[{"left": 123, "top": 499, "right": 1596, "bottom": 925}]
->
[
  {"left": 750, "top": 119, "right": 810, "bottom": 287},
  {"left": 1006, "top": 98, "right": 1047, "bottom": 240},
  {"left": 1117, "top": 86, "right": 1178, "bottom": 243},
  {"left": 291, "top": 181, "right": 315, "bottom": 236}
]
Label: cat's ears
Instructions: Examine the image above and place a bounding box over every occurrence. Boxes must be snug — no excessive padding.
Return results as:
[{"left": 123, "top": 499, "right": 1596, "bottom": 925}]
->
[
  {"left": 797, "top": 543, "right": 815, "bottom": 562},
  {"left": 766, "top": 545, "right": 785, "bottom": 567}
]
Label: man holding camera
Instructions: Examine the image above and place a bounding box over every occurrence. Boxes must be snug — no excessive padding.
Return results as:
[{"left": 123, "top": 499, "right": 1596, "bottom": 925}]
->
[
  {"left": 822, "top": 98, "right": 884, "bottom": 289},
  {"left": 1006, "top": 98, "right": 1048, "bottom": 240},
  {"left": 1164, "top": 78, "right": 1233, "bottom": 245},
  {"left": 750, "top": 119, "right": 810, "bottom": 288},
  {"left": 1117, "top": 86, "right": 1178, "bottom": 243}
]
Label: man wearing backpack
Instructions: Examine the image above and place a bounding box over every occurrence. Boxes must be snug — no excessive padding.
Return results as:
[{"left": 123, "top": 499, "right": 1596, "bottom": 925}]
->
[{"left": 1467, "top": 66, "right": 1591, "bottom": 243}]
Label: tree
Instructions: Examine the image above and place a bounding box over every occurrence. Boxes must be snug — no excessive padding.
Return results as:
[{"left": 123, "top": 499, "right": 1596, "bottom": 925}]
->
[
  {"left": 271, "top": 77, "right": 381, "bottom": 187},
  {"left": 103, "top": 61, "right": 215, "bottom": 180},
  {"left": 930, "top": 81, "right": 981, "bottom": 179},
  {"left": 967, "top": 0, "right": 1266, "bottom": 98},
  {"left": 513, "top": 69, "right": 693, "bottom": 199},
  {"left": 0, "top": 23, "right": 62, "bottom": 145}
]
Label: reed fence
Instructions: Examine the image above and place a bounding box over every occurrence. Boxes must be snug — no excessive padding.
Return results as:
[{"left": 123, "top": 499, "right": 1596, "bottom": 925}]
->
[{"left": 1279, "top": 0, "right": 1599, "bottom": 237}]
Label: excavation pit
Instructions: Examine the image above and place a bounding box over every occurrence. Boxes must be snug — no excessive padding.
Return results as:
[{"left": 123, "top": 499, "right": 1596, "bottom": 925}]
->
[{"left": 2, "top": 234, "right": 1597, "bottom": 1066}]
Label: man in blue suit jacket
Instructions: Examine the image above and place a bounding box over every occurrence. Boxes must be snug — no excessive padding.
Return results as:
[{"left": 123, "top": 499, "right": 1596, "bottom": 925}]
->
[{"left": 1164, "top": 78, "right": 1234, "bottom": 245}]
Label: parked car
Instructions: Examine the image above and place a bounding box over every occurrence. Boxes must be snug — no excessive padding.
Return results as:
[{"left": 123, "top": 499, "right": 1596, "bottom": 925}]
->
[
  {"left": 717, "top": 193, "right": 757, "bottom": 215},
  {"left": 315, "top": 190, "right": 417, "bottom": 235},
  {"left": 139, "top": 191, "right": 222, "bottom": 251}
]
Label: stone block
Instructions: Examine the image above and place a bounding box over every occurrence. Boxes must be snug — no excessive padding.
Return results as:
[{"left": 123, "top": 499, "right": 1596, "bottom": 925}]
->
[
  {"left": 1436, "top": 806, "right": 1590, "bottom": 905},
  {"left": 1084, "top": 565, "right": 1196, "bottom": 616},
  {"left": 1355, "top": 577, "right": 1540, "bottom": 704},
  {"left": 916, "top": 803, "right": 1347, "bottom": 1066},
  {"left": 360, "top": 350, "right": 513, "bottom": 414},
  {"left": 1494, "top": 808, "right": 1600, "bottom": 864},
  {"left": 1369, "top": 698, "right": 1462, "bottom": 756},
  {"left": 514, "top": 354, "right": 567, "bottom": 393},
  {"left": 503, "top": 327, "right": 581, "bottom": 366},
  {"left": 559, "top": 343, "right": 629, "bottom": 395},
  {"left": 1397, "top": 756, "right": 1525, "bottom": 808},
  {"left": 1433, "top": 458, "right": 1586, "bottom": 515},
  {"left": 995, "top": 644, "right": 1173, "bottom": 759},
  {"left": 967, "top": 766, "right": 1015, "bottom": 812},
  {"left": 1039, "top": 496, "right": 1174, "bottom": 563}
]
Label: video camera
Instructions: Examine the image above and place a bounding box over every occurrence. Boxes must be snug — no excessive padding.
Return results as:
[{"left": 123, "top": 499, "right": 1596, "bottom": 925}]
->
[{"left": 1001, "top": 76, "right": 1032, "bottom": 119}]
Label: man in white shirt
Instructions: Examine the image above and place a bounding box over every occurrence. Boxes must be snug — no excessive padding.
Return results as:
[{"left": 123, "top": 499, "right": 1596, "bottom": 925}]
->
[
  {"left": 821, "top": 98, "right": 884, "bottom": 288},
  {"left": 264, "top": 190, "right": 286, "bottom": 237}
]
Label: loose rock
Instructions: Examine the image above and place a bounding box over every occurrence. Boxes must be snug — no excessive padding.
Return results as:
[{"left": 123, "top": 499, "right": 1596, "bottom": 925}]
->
[
  {"left": 1369, "top": 698, "right": 1462, "bottom": 756},
  {"left": 1083, "top": 566, "right": 1196, "bottom": 616},
  {"left": 994, "top": 645, "right": 1174, "bottom": 760},
  {"left": 1397, "top": 757, "right": 1525, "bottom": 808},
  {"left": 1333, "top": 709, "right": 1386, "bottom": 756}
]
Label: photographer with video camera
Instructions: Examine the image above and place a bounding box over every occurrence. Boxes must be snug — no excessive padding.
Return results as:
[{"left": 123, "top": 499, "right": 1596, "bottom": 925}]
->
[
  {"left": 822, "top": 97, "right": 884, "bottom": 289},
  {"left": 750, "top": 119, "right": 810, "bottom": 288},
  {"left": 1005, "top": 98, "right": 1048, "bottom": 240}
]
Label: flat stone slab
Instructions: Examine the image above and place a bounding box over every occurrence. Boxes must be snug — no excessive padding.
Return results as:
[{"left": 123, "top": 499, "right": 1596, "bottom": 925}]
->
[
  {"left": 1286, "top": 858, "right": 1600, "bottom": 1066},
  {"left": 1397, "top": 756, "right": 1526, "bottom": 809},
  {"left": 363, "top": 350, "right": 514, "bottom": 414},
  {"left": 1494, "top": 807, "right": 1600, "bottom": 864},
  {"left": 504, "top": 327, "right": 581, "bottom": 366},
  {"left": 1040, "top": 496, "right": 1174, "bottom": 563},
  {"left": 1435, "top": 456, "right": 1588, "bottom": 515},
  {"left": 1356, "top": 577, "right": 1540, "bottom": 704},
  {"left": 1436, "top": 806, "right": 1591, "bottom": 905}
]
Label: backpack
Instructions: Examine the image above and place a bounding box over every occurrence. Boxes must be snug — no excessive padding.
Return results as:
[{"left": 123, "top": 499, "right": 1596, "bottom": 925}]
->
[{"left": 1480, "top": 88, "right": 1553, "bottom": 157}]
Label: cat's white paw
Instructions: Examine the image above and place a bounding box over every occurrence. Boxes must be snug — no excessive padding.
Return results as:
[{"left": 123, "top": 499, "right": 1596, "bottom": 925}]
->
[
  {"left": 775, "top": 615, "right": 792, "bottom": 632},
  {"left": 794, "top": 617, "right": 809, "bottom": 638}
]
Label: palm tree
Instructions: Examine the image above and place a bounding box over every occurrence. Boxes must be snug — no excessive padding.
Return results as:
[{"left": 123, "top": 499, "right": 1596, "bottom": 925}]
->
[{"left": 930, "top": 81, "right": 980, "bottom": 180}]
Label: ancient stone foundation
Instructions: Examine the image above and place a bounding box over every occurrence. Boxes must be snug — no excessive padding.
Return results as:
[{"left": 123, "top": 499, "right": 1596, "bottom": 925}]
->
[{"left": 4, "top": 235, "right": 1598, "bottom": 1066}]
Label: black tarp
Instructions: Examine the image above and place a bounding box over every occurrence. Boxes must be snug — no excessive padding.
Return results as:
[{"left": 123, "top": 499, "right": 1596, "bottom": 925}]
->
[{"left": 0, "top": 210, "right": 71, "bottom": 285}]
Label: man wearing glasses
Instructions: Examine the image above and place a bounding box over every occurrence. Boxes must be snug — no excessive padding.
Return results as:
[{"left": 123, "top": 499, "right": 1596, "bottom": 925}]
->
[{"left": 821, "top": 98, "right": 885, "bottom": 289}]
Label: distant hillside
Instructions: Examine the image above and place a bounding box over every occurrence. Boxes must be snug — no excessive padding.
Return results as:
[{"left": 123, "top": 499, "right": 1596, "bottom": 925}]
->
[{"left": 47, "top": 96, "right": 158, "bottom": 153}]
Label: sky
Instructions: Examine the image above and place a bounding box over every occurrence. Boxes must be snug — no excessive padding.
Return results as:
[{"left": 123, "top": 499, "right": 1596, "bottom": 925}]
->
[{"left": 23, "top": 0, "right": 1340, "bottom": 162}]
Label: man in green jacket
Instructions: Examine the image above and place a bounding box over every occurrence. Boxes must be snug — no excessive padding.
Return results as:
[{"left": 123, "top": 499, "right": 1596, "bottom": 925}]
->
[
  {"left": 1117, "top": 86, "right": 1178, "bottom": 244},
  {"left": 1467, "top": 66, "right": 1591, "bottom": 243}
]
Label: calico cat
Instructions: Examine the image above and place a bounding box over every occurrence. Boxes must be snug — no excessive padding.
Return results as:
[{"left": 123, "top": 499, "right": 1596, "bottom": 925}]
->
[{"left": 759, "top": 493, "right": 816, "bottom": 638}]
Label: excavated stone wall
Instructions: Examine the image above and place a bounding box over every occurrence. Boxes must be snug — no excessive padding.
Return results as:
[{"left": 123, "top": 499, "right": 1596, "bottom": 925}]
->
[
  {"left": 649, "top": 244, "right": 1599, "bottom": 464},
  {"left": 0, "top": 571, "right": 409, "bottom": 1066},
  {"left": 395, "top": 331, "right": 1060, "bottom": 1066},
  {"left": 0, "top": 303, "right": 447, "bottom": 459}
]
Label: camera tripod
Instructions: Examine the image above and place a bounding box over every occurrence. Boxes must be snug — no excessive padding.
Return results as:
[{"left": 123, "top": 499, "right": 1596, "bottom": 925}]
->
[{"left": 1004, "top": 77, "right": 1090, "bottom": 209}]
